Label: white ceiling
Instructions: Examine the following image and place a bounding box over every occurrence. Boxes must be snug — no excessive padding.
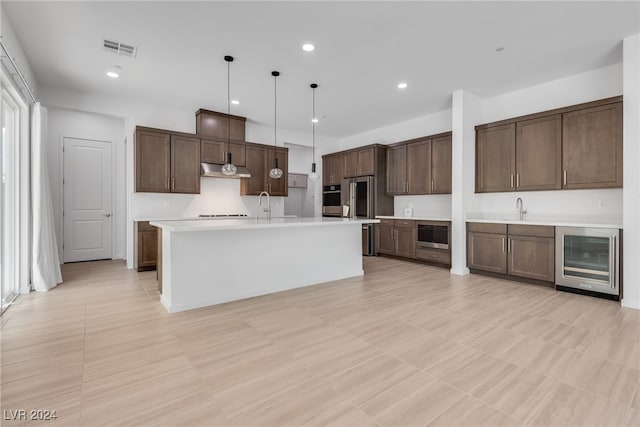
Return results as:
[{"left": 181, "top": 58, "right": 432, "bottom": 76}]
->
[{"left": 3, "top": 1, "right": 639, "bottom": 138}]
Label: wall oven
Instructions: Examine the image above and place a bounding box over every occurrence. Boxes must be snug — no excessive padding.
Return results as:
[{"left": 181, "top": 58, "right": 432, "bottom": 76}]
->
[
  {"left": 322, "top": 185, "right": 341, "bottom": 217},
  {"left": 555, "top": 227, "right": 620, "bottom": 300},
  {"left": 417, "top": 222, "right": 450, "bottom": 250}
]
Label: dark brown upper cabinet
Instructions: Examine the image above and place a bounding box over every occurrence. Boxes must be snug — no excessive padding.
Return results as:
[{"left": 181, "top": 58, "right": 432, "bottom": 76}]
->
[
  {"left": 562, "top": 102, "right": 623, "bottom": 189},
  {"left": 515, "top": 115, "right": 562, "bottom": 191},
  {"left": 195, "top": 109, "right": 246, "bottom": 142},
  {"left": 476, "top": 124, "right": 516, "bottom": 193},
  {"left": 240, "top": 144, "right": 288, "bottom": 196},
  {"left": 387, "top": 133, "right": 451, "bottom": 195},
  {"left": 430, "top": 135, "right": 452, "bottom": 194},
  {"left": 322, "top": 153, "right": 345, "bottom": 186},
  {"left": 170, "top": 135, "right": 201, "bottom": 194},
  {"left": 201, "top": 138, "right": 246, "bottom": 166},
  {"left": 344, "top": 147, "right": 375, "bottom": 177},
  {"left": 135, "top": 128, "right": 200, "bottom": 194},
  {"left": 476, "top": 97, "right": 622, "bottom": 193}
]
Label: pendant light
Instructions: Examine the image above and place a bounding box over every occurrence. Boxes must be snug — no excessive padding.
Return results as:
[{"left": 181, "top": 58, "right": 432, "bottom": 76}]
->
[
  {"left": 308, "top": 83, "right": 319, "bottom": 181},
  {"left": 269, "top": 70, "right": 283, "bottom": 179},
  {"left": 221, "top": 55, "right": 237, "bottom": 176}
]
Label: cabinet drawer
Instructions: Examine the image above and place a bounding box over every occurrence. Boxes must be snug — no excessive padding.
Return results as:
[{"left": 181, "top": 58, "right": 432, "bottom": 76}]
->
[
  {"left": 395, "top": 219, "right": 416, "bottom": 228},
  {"left": 416, "top": 248, "right": 451, "bottom": 265},
  {"left": 379, "top": 218, "right": 395, "bottom": 226},
  {"left": 468, "top": 222, "right": 507, "bottom": 234},
  {"left": 137, "top": 221, "right": 157, "bottom": 232},
  {"left": 508, "top": 224, "right": 554, "bottom": 238}
]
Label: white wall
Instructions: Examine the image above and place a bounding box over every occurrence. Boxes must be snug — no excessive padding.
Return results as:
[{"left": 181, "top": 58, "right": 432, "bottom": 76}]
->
[{"left": 45, "top": 108, "right": 126, "bottom": 259}]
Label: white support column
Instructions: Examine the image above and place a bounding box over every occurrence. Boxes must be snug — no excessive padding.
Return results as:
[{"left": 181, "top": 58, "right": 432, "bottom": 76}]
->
[
  {"left": 622, "top": 34, "right": 640, "bottom": 309},
  {"left": 451, "top": 90, "right": 482, "bottom": 275}
]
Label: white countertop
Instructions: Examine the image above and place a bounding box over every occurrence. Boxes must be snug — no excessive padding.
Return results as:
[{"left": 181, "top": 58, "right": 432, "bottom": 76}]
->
[
  {"left": 376, "top": 216, "right": 452, "bottom": 222},
  {"left": 466, "top": 216, "right": 622, "bottom": 229},
  {"left": 150, "top": 217, "right": 379, "bottom": 232},
  {"left": 135, "top": 215, "right": 296, "bottom": 222}
]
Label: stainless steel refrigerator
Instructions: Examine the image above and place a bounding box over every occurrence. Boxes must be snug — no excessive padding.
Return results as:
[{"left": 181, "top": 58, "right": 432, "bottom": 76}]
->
[{"left": 342, "top": 176, "right": 393, "bottom": 256}]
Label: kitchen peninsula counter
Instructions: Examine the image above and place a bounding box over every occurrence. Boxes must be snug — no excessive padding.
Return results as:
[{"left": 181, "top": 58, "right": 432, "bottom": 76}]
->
[{"left": 150, "top": 217, "right": 379, "bottom": 313}]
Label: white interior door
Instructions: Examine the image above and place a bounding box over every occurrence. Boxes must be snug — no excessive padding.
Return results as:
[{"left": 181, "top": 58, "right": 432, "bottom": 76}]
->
[{"left": 63, "top": 138, "right": 112, "bottom": 262}]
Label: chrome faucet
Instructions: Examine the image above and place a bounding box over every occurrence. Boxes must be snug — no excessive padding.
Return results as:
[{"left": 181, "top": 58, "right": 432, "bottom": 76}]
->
[
  {"left": 516, "top": 197, "right": 527, "bottom": 221},
  {"left": 259, "top": 191, "right": 271, "bottom": 221}
]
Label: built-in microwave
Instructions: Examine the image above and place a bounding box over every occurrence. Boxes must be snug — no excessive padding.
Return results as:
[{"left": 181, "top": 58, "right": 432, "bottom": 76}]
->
[
  {"left": 322, "top": 185, "right": 341, "bottom": 217},
  {"left": 417, "top": 222, "right": 450, "bottom": 250}
]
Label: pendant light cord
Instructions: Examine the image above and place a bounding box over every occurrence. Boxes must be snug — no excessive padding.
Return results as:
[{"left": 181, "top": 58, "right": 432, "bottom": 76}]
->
[
  {"left": 274, "top": 73, "right": 277, "bottom": 152},
  {"left": 312, "top": 86, "right": 316, "bottom": 164},
  {"left": 227, "top": 59, "right": 231, "bottom": 151}
]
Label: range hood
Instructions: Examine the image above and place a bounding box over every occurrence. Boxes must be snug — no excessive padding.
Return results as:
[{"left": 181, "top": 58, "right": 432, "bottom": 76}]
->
[{"left": 201, "top": 162, "right": 251, "bottom": 179}]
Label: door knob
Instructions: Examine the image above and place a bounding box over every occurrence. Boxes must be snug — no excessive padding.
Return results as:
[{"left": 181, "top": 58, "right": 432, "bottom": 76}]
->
[{"left": 105, "top": 213, "right": 111, "bottom": 217}]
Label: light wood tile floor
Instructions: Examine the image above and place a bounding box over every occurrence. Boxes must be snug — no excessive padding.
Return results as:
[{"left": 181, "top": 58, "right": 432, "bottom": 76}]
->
[{"left": 1, "top": 257, "right": 639, "bottom": 426}]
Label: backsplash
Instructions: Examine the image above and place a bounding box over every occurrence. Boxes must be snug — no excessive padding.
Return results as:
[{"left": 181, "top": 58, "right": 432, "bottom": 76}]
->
[{"left": 131, "top": 178, "right": 284, "bottom": 219}]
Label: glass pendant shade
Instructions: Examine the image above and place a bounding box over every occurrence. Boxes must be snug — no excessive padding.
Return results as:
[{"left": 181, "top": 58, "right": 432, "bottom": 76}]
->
[
  {"left": 309, "top": 162, "right": 319, "bottom": 181},
  {"left": 269, "top": 158, "right": 283, "bottom": 179},
  {"left": 221, "top": 152, "right": 237, "bottom": 175}
]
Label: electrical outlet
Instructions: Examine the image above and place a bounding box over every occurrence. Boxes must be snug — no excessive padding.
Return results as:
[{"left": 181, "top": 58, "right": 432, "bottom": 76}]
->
[{"left": 598, "top": 200, "right": 606, "bottom": 209}]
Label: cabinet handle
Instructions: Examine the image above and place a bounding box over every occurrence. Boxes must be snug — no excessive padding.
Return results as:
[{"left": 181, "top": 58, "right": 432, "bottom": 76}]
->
[
  {"left": 508, "top": 238, "right": 511, "bottom": 253},
  {"left": 391, "top": 228, "right": 395, "bottom": 240},
  {"left": 167, "top": 177, "right": 170, "bottom": 189},
  {"left": 431, "top": 180, "right": 435, "bottom": 192},
  {"left": 563, "top": 170, "right": 567, "bottom": 186},
  {"left": 502, "top": 238, "right": 505, "bottom": 252},
  {"left": 172, "top": 177, "right": 175, "bottom": 190},
  {"left": 516, "top": 174, "right": 520, "bottom": 188},
  {"left": 510, "top": 174, "right": 514, "bottom": 188}
]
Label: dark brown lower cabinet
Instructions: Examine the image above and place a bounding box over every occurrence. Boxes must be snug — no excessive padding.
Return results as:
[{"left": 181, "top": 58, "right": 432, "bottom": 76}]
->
[
  {"left": 467, "top": 222, "right": 555, "bottom": 284},
  {"left": 376, "top": 219, "right": 416, "bottom": 258},
  {"left": 467, "top": 231, "right": 507, "bottom": 274},
  {"left": 137, "top": 221, "right": 158, "bottom": 272}
]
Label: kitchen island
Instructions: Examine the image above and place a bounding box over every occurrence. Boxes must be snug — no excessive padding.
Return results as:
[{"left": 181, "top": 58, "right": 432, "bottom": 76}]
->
[{"left": 150, "top": 217, "right": 379, "bottom": 313}]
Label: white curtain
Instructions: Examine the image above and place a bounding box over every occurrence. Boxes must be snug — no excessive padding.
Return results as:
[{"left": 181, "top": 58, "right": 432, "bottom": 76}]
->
[{"left": 31, "top": 102, "right": 62, "bottom": 291}]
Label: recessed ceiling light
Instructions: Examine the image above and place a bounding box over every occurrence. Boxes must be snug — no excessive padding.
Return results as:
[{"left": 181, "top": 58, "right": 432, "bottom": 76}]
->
[
  {"left": 106, "top": 71, "right": 119, "bottom": 78},
  {"left": 311, "top": 118, "right": 319, "bottom": 123},
  {"left": 302, "top": 43, "right": 315, "bottom": 52},
  {"left": 231, "top": 100, "right": 240, "bottom": 105},
  {"left": 495, "top": 47, "right": 505, "bottom": 52},
  {"left": 397, "top": 82, "right": 408, "bottom": 89}
]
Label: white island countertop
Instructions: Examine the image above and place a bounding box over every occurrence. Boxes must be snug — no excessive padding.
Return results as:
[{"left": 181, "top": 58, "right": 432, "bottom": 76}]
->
[{"left": 150, "top": 217, "right": 379, "bottom": 232}]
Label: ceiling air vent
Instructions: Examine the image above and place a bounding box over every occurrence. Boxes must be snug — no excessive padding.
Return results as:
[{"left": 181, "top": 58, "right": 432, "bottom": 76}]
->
[{"left": 103, "top": 39, "right": 138, "bottom": 58}]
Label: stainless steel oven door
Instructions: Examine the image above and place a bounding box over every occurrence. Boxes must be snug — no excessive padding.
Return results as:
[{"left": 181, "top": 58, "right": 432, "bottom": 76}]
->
[{"left": 555, "top": 226, "right": 619, "bottom": 296}]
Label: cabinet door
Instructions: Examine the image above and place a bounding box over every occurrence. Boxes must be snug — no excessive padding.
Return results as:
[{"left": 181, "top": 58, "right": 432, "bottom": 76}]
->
[
  {"left": 332, "top": 154, "right": 345, "bottom": 184},
  {"left": 229, "top": 142, "right": 246, "bottom": 167},
  {"left": 431, "top": 135, "right": 452, "bottom": 194},
  {"left": 267, "top": 148, "right": 288, "bottom": 196},
  {"left": 508, "top": 235, "right": 554, "bottom": 282},
  {"left": 241, "top": 145, "right": 267, "bottom": 195},
  {"left": 562, "top": 102, "right": 623, "bottom": 189},
  {"left": 200, "top": 139, "right": 225, "bottom": 163},
  {"left": 395, "top": 226, "right": 416, "bottom": 259},
  {"left": 377, "top": 223, "right": 395, "bottom": 255},
  {"left": 171, "top": 135, "right": 201, "bottom": 194},
  {"left": 407, "top": 140, "right": 432, "bottom": 195},
  {"left": 386, "top": 145, "right": 407, "bottom": 195},
  {"left": 322, "top": 156, "right": 333, "bottom": 186},
  {"left": 467, "top": 232, "right": 507, "bottom": 274},
  {"left": 516, "top": 115, "right": 561, "bottom": 191},
  {"left": 344, "top": 151, "right": 358, "bottom": 177},
  {"left": 476, "top": 124, "right": 515, "bottom": 193},
  {"left": 357, "top": 148, "right": 375, "bottom": 176},
  {"left": 137, "top": 229, "right": 158, "bottom": 271},
  {"left": 135, "top": 130, "right": 171, "bottom": 193}
]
